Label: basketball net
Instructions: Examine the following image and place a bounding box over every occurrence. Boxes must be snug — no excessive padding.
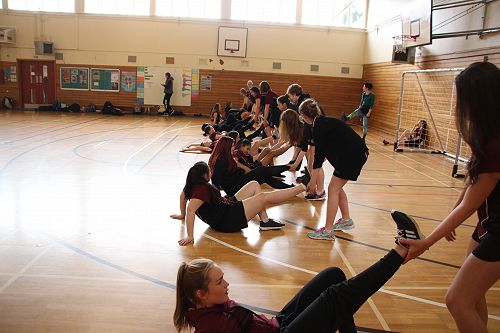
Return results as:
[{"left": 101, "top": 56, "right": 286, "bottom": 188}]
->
[{"left": 393, "top": 35, "right": 416, "bottom": 53}]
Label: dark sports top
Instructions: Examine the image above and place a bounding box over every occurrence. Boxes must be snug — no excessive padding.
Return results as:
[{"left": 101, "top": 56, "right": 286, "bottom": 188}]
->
[
  {"left": 190, "top": 184, "right": 237, "bottom": 228},
  {"left": 211, "top": 159, "right": 244, "bottom": 196},
  {"left": 476, "top": 134, "right": 500, "bottom": 237},
  {"left": 360, "top": 92, "right": 375, "bottom": 108},
  {"left": 312, "top": 116, "right": 368, "bottom": 170},
  {"left": 260, "top": 90, "right": 279, "bottom": 117}
]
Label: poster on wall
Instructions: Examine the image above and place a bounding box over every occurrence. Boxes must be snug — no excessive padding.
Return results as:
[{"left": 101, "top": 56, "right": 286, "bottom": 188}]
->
[
  {"left": 136, "top": 66, "right": 145, "bottom": 104},
  {"left": 143, "top": 66, "right": 192, "bottom": 106},
  {"left": 191, "top": 69, "right": 200, "bottom": 101},
  {"left": 90, "top": 68, "right": 120, "bottom": 92},
  {"left": 201, "top": 75, "right": 212, "bottom": 91},
  {"left": 60, "top": 67, "right": 89, "bottom": 90},
  {"left": 121, "top": 71, "right": 136, "bottom": 92}
]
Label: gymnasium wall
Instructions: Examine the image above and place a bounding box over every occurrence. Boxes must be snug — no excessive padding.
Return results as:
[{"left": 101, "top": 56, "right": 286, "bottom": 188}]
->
[
  {"left": 0, "top": 11, "right": 365, "bottom": 78},
  {"left": 362, "top": 47, "right": 500, "bottom": 140},
  {"left": 0, "top": 10, "right": 367, "bottom": 114},
  {"left": 362, "top": 0, "right": 500, "bottom": 145}
]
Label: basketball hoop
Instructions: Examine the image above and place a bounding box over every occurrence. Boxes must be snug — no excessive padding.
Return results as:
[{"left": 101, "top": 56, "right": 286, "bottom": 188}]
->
[
  {"left": 392, "top": 35, "right": 417, "bottom": 53},
  {"left": 228, "top": 49, "right": 236, "bottom": 54}
]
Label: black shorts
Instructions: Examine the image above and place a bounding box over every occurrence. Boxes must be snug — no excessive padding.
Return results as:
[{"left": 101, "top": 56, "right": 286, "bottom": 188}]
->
[
  {"left": 209, "top": 198, "right": 248, "bottom": 233},
  {"left": 332, "top": 151, "right": 369, "bottom": 181},
  {"left": 472, "top": 224, "right": 500, "bottom": 262}
]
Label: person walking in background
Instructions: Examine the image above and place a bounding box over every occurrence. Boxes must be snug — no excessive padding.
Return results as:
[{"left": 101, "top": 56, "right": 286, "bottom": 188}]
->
[{"left": 162, "top": 72, "right": 174, "bottom": 115}]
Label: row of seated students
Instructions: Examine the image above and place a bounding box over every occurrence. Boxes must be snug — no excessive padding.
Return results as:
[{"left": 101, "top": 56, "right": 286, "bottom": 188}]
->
[{"left": 171, "top": 62, "right": 500, "bottom": 333}]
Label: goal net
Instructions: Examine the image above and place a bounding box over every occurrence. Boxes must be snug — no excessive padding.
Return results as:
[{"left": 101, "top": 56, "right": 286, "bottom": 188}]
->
[{"left": 394, "top": 68, "right": 471, "bottom": 177}]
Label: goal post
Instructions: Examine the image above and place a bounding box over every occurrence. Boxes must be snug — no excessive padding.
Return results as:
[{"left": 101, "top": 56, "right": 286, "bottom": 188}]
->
[{"left": 394, "top": 67, "right": 471, "bottom": 177}]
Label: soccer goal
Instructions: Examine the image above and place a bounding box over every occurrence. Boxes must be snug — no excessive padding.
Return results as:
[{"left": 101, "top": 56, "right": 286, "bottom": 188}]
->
[{"left": 394, "top": 67, "right": 471, "bottom": 177}]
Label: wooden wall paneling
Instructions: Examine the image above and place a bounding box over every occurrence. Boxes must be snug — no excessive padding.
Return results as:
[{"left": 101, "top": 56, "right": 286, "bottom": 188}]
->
[
  {"left": 186, "top": 69, "right": 362, "bottom": 117},
  {"left": 362, "top": 47, "right": 500, "bottom": 140}
]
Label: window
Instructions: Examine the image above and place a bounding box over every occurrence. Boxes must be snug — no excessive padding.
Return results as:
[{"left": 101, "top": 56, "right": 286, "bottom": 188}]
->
[
  {"left": 231, "top": 0, "right": 296, "bottom": 24},
  {"left": 8, "top": 0, "right": 74, "bottom": 12},
  {"left": 156, "top": 0, "right": 221, "bottom": 19},
  {"left": 85, "top": 0, "right": 149, "bottom": 16},
  {"left": 301, "top": 0, "right": 366, "bottom": 27}
]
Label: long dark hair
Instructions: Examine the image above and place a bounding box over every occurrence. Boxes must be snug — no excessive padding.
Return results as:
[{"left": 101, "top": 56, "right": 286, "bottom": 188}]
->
[
  {"left": 455, "top": 62, "right": 500, "bottom": 181},
  {"left": 208, "top": 136, "right": 237, "bottom": 174},
  {"left": 183, "top": 162, "right": 222, "bottom": 203},
  {"left": 279, "top": 109, "right": 303, "bottom": 144},
  {"left": 173, "top": 258, "right": 215, "bottom": 332}
]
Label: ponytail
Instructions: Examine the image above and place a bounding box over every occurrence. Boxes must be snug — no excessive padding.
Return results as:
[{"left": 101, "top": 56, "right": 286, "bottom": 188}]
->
[{"left": 173, "top": 259, "right": 215, "bottom": 332}]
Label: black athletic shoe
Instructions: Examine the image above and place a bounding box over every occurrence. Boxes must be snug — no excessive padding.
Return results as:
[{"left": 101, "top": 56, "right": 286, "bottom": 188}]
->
[
  {"left": 296, "top": 173, "right": 311, "bottom": 187},
  {"left": 391, "top": 210, "right": 425, "bottom": 247},
  {"left": 268, "top": 218, "right": 285, "bottom": 227},
  {"left": 259, "top": 219, "right": 284, "bottom": 230}
]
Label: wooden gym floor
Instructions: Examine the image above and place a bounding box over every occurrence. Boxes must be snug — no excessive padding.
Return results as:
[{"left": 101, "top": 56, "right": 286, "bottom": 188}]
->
[{"left": 0, "top": 111, "right": 498, "bottom": 333}]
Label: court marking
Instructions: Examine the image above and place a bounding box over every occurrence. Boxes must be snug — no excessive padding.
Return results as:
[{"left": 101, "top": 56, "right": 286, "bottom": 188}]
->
[
  {"left": 44, "top": 233, "right": 394, "bottom": 333},
  {"left": 0, "top": 244, "right": 53, "bottom": 293}
]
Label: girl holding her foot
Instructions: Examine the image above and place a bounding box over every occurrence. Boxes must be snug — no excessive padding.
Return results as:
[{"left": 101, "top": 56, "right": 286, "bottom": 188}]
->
[
  {"left": 173, "top": 216, "right": 419, "bottom": 332},
  {"left": 400, "top": 62, "right": 500, "bottom": 333},
  {"left": 171, "top": 161, "right": 306, "bottom": 246},
  {"left": 299, "top": 99, "right": 369, "bottom": 240}
]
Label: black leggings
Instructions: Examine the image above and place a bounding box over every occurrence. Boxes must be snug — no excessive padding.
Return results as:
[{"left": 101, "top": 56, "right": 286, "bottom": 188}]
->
[
  {"left": 229, "top": 165, "right": 291, "bottom": 196},
  {"left": 278, "top": 250, "right": 403, "bottom": 333},
  {"left": 163, "top": 93, "right": 172, "bottom": 111}
]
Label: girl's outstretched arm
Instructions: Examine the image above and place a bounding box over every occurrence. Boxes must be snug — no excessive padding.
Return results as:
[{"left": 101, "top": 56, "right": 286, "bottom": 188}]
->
[{"left": 400, "top": 172, "right": 499, "bottom": 263}]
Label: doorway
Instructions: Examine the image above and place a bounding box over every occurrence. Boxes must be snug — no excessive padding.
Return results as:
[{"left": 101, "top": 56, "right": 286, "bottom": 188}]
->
[{"left": 19, "top": 60, "right": 55, "bottom": 108}]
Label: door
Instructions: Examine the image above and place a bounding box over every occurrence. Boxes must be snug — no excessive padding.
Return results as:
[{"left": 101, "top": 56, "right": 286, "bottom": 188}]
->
[{"left": 20, "top": 60, "right": 55, "bottom": 108}]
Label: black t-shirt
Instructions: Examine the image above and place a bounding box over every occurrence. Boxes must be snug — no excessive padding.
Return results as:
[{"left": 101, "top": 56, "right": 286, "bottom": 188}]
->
[
  {"left": 476, "top": 134, "right": 500, "bottom": 236},
  {"left": 211, "top": 159, "right": 244, "bottom": 196},
  {"left": 312, "top": 116, "right": 368, "bottom": 170}
]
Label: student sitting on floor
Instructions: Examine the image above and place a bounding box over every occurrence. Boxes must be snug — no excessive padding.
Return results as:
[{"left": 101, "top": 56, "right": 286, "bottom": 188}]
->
[
  {"left": 170, "top": 161, "right": 307, "bottom": 245},
  {"left": 173, "top": 210, "right": 425, "bottom": 332}
]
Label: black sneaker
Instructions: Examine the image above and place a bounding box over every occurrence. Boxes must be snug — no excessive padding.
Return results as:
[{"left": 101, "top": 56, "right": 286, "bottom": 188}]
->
[
  {"left": 297, "top": 173, "right": 310, "bottom": 187},
  {"left": 259, "top": 219, "right": 284, "bottom": 230},
  {"left": 391, "top": 210, "right": 425, "bottom": 247},
  {"left": 268, "top": 218, "right": 285, "bottom": 227}
]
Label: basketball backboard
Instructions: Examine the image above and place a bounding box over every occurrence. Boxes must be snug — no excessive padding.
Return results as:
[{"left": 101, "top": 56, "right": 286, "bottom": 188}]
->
[{"left": 401, "top": 0, "right": 432, "bottom": 47}]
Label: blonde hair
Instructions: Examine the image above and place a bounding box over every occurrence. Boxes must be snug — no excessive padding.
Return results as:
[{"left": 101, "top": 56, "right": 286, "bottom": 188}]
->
[
  {"left": 173, "top": 258, "right": 215, "bottom": 332},
  {"left": 279, "top": 109, "right": 303, "bottom": 145}
]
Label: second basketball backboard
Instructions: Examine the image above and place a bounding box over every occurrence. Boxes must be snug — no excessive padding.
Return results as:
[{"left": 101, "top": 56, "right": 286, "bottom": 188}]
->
[{"left": 401, "top": 0, "right": 432, "bottom": 48}]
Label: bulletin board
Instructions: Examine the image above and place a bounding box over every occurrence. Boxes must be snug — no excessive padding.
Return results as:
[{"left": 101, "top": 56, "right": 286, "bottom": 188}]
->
[
  {"left": 60, "top": 67, "right": 89, "bottom": 90},
  {"left": 142, "top": 66, "right": 192, "bottom": 107},
  {"left": 91, "top": 68, "right": 120, "bottom": 92}
]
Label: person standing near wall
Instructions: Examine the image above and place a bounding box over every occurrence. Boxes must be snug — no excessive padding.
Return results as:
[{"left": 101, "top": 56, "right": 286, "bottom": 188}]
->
[
  {"left": 341, "top": 82, "right": 375, "bottom": 142},
  {"left": 162, "top": 72, "right": 174, "bottom": 115}
]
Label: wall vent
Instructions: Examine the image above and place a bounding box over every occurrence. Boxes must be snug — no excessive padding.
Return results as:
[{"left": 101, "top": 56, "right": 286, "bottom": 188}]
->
[
  {"left": 310, "top": 64, "right": 319, "bottom": 72},
  {"left": 272, "top": 62, "right": 282, "bottom": 70},
  {"left": 165, "top": 57, "right": 175, "bottom": 64},
  {"left": 240, "top": 60, "right": 249, "bottom": 67},
  {"left": 55, "top": 52, "right": 63, "bottom": 60},
  {"left": 341, "top": 66, "right": 350, "bottom": 74},
  {"left": 199, "top": 58, "right": 208, "bottom": 65},
  {"left": 128, "top": 55, "right": 137, "bottom": 63}
]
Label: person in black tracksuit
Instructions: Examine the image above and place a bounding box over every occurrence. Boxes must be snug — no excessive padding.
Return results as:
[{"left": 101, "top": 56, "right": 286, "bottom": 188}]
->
[
  {"left": 162, "top": 72, "right": 174, "bottom": 114},
  {"left": 299, "top": 99, "right": 369, "bottom": 241}
]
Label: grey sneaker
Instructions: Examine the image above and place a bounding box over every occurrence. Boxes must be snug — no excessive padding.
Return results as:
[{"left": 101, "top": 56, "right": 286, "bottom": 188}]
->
[
  {"left": 259, "top": 219, "right": 284, "bottom": 230},
  {"left": 305, "top": 191, "right": 326, "bottom": 201},
  {"left": 307, "top": 227, "right": 336, "bottom": 241},
  {"left": 332, "top": 218, "right": 355, "bottom": 231}
]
